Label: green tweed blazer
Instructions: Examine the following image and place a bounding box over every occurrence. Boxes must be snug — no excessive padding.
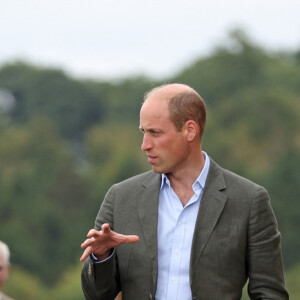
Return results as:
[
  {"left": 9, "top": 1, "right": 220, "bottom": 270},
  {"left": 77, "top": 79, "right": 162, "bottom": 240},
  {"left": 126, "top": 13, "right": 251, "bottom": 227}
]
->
[{"left": 81, "top": 158, "right": 289, "bottom": 300}]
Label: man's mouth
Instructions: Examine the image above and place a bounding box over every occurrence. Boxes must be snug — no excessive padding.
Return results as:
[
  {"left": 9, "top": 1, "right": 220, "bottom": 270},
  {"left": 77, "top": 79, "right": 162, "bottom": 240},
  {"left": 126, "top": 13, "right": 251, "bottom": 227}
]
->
[{"left": 147, "top": 155, "right": 157, "bottom": 164}]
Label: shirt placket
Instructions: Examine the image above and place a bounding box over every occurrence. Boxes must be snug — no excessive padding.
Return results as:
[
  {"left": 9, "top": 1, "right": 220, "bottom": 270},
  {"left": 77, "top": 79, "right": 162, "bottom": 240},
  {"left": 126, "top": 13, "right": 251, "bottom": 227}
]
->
[{"left": 166, "top": 207, "right": 188, "bottom": 300}]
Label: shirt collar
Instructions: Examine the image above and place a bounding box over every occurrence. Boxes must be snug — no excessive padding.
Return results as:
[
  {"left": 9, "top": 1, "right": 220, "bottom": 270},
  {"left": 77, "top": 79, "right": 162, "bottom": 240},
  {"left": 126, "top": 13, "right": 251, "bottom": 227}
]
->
[{"left": 160, "top": 151, "right": 210, "bottom": 192}]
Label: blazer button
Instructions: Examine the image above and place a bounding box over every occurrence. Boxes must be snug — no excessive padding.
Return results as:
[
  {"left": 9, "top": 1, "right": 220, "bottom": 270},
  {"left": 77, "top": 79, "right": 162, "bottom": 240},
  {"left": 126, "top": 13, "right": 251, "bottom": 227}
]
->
[{"left": 149, "top": 293, "right": 153, "bottom": 299}]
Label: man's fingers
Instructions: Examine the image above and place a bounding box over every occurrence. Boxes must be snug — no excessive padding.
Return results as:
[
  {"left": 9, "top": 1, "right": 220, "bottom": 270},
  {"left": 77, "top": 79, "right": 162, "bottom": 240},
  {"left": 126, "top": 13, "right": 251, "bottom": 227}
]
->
[
  {"left": 101, "top": 223, "right": 111, "bottom": 233},
  {"left": 124, "top": 235, "right": 139, "bottom": 244},
  {"left": 86, "top": 229, "right": 98, "bottom": 238},
  {"left": 81, "top": 237, "right": 94, "bottom": 249},
  {"left": 81, "top": 240, "right": 88, "bottom": 249},
  {"left": 80, "top": 247, "right": 92, "bottom": 262},
  {"left": 86, "top": 224, "right": 110, "bottom": 238}
]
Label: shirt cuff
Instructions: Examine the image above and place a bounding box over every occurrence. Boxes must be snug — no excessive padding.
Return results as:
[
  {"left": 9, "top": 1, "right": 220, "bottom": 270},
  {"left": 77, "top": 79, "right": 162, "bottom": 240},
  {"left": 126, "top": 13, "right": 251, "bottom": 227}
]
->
[{"left": 90, "top": 249, "right": 115, "bottom": 263}]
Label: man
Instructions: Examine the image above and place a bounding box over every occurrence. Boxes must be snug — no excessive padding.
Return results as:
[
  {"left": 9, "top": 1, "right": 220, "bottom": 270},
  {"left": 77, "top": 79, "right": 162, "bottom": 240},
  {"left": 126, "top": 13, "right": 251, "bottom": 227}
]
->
[
  {"left": 81, "top": 84, "right": 289, "bottom": 299},
  {"left": 0, "top": 241, "right": 14, "bottom": 300}
]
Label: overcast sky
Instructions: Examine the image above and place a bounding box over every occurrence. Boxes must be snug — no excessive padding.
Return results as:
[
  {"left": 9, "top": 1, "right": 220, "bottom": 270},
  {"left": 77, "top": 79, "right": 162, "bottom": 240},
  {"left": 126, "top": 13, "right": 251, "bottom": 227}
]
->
[{"left": 0, "top": 0, "right": 300, "bottom": 79}]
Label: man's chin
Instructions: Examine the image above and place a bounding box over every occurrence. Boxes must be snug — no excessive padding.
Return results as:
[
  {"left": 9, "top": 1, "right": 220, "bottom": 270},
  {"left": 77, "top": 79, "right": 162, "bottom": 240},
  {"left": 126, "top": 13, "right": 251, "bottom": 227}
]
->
[{"left": 151, "top": 165, "right": 164, "bottom": 174}]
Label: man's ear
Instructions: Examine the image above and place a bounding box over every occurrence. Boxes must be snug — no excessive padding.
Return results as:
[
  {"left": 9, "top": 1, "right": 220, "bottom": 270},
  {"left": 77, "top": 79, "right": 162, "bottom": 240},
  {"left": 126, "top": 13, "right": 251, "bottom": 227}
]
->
[{"left": 184, "top": 120, "right": 198, "bottom": 142}]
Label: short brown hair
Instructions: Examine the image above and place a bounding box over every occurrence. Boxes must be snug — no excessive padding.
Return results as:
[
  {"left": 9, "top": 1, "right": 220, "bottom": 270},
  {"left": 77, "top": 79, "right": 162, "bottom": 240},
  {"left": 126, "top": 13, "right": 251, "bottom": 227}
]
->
[
  {"left": 144, "top": 84, "right": 206, "bottom": 138},
  {"left": 168, "top": 90, "right": 206, "bottom": 137}
]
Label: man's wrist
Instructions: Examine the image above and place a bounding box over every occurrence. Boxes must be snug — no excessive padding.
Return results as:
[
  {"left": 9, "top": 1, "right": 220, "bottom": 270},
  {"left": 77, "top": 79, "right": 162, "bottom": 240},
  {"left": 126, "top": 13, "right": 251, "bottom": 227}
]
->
[{"left": 91, "top": 249, "right": 114, "bottom": 262}]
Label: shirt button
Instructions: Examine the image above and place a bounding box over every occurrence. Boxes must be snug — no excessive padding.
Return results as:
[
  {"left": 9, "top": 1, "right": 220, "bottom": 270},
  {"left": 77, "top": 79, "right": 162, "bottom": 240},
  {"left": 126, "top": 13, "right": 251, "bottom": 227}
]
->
[
  {"left": 175, "top": 249, "right": 179, "bottom": 254},
  {"left": 171, "top": 276, "right": 176, "bottom": 281},
  {"left": 178, "top": 221, "right": 182, "bottom": 225}
]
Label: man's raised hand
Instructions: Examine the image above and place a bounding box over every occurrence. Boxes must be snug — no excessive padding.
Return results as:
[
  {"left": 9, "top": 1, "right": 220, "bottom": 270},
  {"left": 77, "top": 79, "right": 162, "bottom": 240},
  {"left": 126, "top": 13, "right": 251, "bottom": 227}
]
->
[{"left": 80, "top": 223, "right": 139, "bottom": 261}]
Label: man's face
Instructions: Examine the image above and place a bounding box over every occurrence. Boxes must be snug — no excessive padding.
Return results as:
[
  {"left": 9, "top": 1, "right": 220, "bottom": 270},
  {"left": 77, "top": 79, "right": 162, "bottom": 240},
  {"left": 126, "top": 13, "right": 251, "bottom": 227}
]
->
[
  {"left": 0, "top": 254, "right": 9, "bottom": 290},
  {"left": 139, "top": 94, "right": 189, "bottom": 175}
]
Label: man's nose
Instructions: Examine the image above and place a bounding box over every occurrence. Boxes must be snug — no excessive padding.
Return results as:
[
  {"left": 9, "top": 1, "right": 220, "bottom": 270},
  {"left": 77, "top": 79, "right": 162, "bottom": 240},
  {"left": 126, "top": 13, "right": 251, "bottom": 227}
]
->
[{"left": 141, "top": 134, "right": 152, "bottom": 151}]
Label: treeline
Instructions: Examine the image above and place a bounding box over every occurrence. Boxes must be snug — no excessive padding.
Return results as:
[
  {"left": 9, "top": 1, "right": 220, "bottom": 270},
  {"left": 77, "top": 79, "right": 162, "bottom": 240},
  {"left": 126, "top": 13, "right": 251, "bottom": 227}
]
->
[{"left": 0, "top": 30, "right": 300, "bottom": 299}]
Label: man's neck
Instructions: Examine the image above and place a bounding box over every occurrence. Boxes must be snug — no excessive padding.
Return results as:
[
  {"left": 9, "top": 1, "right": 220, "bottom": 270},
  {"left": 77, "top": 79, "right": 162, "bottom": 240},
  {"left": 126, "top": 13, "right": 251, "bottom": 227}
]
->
[
  {"left": 166, "top": 151, "right": 205, "bottom": 206},
  {"left": 167, "top": 150, "right": 205, "bottom": 188}
]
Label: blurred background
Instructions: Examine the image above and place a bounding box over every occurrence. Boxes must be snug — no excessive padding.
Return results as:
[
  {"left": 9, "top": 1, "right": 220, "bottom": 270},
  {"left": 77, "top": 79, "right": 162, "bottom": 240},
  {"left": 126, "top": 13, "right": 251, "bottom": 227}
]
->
[{"left": 0, "top": 0, "right": 299, "bottom": 299}]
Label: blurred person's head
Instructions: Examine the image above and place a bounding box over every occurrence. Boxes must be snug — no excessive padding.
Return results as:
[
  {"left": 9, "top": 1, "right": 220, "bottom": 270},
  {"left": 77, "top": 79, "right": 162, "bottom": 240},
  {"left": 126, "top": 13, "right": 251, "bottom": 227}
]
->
[{"left": 0, "top": 241, "right": 10, "bottom": 290}]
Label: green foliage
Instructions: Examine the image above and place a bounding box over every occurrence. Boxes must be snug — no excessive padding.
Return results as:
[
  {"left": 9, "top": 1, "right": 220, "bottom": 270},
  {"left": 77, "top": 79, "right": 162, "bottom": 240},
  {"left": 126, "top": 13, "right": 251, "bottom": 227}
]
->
[
  {"left": 2, "top": 264, "right": 84, "bottom": 300},
  {"left": 47, "top": 263, "right": 84, "bottom": 300},
  {"left": 2, "top": 266, "right": 47, "bottom": 300},
  {"left": 203, "top": 87, "right": 300, "bottom": 176},
  {"left": 0, "top": 62, "right": 103, "bottom": 139},
  {"left": 261, "top": 149, "right": 300, "bottom": 268},
  {"left": 0, "top": 118, "right": 91, "bottom": 284}
]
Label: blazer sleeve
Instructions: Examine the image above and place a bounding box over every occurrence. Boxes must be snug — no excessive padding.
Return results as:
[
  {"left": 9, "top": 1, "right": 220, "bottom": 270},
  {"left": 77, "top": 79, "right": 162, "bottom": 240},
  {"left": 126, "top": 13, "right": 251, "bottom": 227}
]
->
[
  {"left": 246, "top": 186, "right": 289, "bottom": 299},
  {"left": 81, "top": 186, "right": 121, "bottom": 300}
]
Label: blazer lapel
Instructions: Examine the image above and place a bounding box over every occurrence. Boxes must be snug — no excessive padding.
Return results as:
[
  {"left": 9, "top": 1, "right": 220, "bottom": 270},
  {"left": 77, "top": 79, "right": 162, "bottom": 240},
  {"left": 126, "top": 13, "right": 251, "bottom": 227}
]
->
[
  {"left": 190, "top": 159, "right": 227, "bottom": 284},
  {"left": 138, "top": 171, "right": 161, "bottom": 287}
]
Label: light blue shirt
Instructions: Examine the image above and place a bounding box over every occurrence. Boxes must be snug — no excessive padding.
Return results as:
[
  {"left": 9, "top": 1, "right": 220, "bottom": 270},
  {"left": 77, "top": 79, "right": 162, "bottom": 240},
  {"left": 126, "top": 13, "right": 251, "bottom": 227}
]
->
[{"left": 155, "top": 152, "right": 210, "bottom": 300}]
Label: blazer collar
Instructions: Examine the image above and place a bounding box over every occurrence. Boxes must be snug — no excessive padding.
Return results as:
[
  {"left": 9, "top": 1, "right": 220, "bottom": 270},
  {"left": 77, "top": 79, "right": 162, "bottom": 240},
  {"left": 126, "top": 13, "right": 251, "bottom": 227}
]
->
[
  {"left": 138, "top": 171, "right": 161, "bottom": 287},
  {"left": 190, "top": 158, "right": 227, "bottom": 284}
]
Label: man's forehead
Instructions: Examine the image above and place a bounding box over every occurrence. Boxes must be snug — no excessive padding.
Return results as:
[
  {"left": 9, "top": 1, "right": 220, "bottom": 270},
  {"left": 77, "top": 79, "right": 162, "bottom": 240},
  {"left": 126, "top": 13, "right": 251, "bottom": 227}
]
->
[
  {"left": 141, "top": 93, "right": 168, "bottom": 112},
  {"left": 145, "top": 90, "right": 170, "bottom": 103}
]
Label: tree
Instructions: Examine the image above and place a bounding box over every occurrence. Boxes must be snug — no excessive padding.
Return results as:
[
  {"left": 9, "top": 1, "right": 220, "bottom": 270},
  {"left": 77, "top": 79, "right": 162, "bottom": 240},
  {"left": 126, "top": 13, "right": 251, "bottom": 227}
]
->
[
  {"left": 0, "top": 62, "right": 104, "bottom": 139},
  {"left": 0, "top": 118, "right": 91, "bottom": 284}
]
